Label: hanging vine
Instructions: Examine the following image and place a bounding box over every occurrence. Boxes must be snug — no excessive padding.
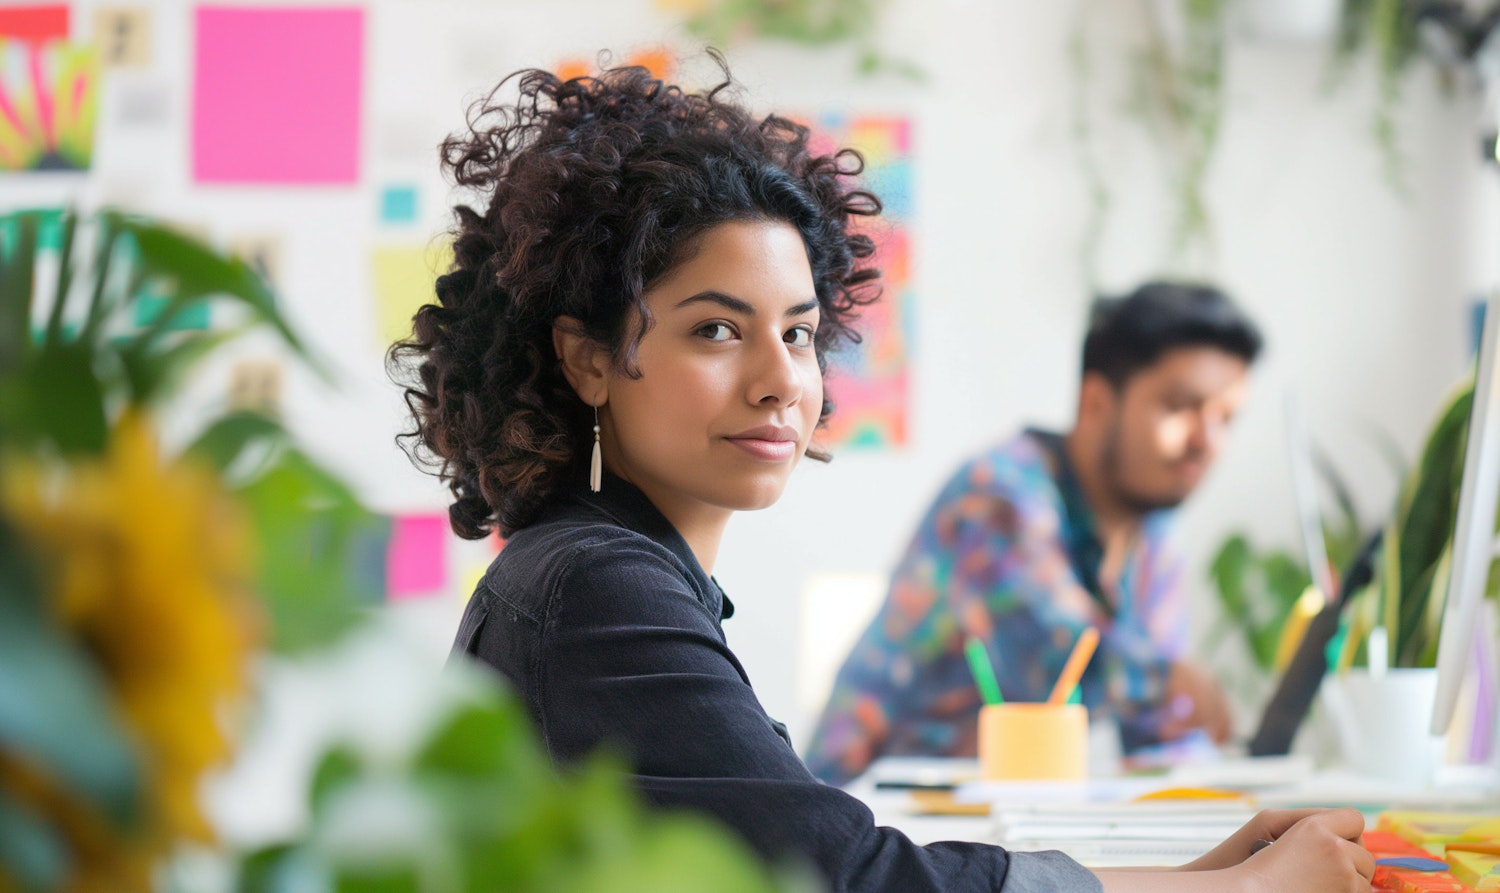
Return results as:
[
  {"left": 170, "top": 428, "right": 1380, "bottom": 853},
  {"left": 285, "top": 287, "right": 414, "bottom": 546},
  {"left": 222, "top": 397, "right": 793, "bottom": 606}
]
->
[
  {"left": 680, "top": 0, "right": 924, "bottom": 80},
  {"left": 1071, "top": 0, "right": 1228, "bottom": 281}
]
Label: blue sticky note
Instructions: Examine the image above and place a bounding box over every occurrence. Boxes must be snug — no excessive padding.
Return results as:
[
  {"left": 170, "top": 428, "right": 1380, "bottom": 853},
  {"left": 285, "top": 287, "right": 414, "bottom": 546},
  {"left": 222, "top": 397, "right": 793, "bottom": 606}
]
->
[
  {"left": 380, "top": 185, "right": 418, "bottom": 224},
  {"left": 1375, "top": 857, "right": 1449, "bottom": 871}
]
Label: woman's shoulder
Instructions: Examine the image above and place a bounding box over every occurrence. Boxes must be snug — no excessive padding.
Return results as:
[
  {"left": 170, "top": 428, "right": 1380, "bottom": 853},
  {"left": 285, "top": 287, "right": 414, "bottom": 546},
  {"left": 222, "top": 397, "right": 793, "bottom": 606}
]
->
[{"left": 477, "top": 496, "right": 720, "bottom": 627}]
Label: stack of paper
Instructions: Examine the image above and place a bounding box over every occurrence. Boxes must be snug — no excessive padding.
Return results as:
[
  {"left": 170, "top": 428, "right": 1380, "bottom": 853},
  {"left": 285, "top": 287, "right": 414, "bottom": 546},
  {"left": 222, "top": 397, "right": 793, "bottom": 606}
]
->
[{"left": 992, "top": 800, "right": 1256, "bottom": 868}]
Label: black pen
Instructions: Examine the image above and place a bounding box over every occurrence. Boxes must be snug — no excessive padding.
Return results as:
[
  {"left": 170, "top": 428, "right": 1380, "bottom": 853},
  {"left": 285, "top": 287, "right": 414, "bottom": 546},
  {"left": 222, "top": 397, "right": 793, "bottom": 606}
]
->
[{"left": 873, "top": 780, "right": 958, "bottom": 791}]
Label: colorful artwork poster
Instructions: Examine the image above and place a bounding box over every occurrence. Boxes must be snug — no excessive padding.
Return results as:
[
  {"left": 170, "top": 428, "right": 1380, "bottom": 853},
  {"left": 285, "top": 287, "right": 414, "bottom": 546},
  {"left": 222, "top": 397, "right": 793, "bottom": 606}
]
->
[
  {"left": 808, "top": 113, "right": 913, "bottom": 450},
  {"left": 192, "top": 6, "right": 362, "bottom": 184},
  {"left": 0, "top": 39, "right": 99, "bottom": 172}
]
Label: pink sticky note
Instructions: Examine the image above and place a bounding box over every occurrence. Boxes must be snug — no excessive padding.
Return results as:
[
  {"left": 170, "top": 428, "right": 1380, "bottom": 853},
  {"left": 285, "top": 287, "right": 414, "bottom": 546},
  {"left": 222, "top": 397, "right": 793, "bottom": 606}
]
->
[
  {"left": 387, "top": 514, "right": 447, "bottom": 600},
  {"left": 192, "top": 6, "right": 362, "bottom": 183}
]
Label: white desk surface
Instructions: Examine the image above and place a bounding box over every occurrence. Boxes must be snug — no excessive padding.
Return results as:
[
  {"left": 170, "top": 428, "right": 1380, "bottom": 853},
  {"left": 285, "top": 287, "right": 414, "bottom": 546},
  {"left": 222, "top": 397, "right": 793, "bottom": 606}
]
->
[{"left": 842, "top": 755, "right": 1500, "bottom": 863}]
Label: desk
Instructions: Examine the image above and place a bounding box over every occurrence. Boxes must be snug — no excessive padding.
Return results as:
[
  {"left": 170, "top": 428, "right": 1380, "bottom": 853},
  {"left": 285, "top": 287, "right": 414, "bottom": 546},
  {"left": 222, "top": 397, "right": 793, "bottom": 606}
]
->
[{"left": 845, "top": 756, "right": 1500, "bottom": 863}]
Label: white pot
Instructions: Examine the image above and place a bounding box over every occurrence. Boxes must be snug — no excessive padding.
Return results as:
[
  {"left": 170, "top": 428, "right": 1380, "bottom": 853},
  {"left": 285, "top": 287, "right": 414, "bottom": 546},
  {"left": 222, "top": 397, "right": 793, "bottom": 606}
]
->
[{"left": 1319, "top": 668, "right": 1447, "bottom": 788}]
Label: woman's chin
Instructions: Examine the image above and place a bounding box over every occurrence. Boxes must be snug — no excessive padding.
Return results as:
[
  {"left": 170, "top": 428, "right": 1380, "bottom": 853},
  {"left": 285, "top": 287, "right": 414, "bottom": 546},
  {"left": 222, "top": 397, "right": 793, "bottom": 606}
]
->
[{"left": 718, "top": 475, "right": 793, "bottom": 512}]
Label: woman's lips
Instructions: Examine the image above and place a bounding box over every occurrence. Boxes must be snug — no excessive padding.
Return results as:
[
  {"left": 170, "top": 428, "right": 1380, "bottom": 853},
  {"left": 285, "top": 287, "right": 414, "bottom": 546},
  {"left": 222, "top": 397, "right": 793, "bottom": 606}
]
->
[
  {"left": 725, "top": 437, "right": 798, "bottom": 461},
  {"left": 724, "top": 425, "right": 799, "bottom": 460}
]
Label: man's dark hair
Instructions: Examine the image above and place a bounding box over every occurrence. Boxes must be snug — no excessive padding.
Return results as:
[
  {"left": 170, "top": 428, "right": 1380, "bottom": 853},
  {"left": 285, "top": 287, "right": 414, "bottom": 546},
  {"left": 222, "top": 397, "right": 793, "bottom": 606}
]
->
[{"left": 1082, "top": 280, "right": 1262, "bottom": 387}]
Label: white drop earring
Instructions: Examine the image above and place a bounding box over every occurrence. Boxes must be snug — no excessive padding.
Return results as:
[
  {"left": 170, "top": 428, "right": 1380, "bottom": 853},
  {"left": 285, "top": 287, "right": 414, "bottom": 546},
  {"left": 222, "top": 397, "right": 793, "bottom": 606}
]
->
[{"left": 589, "top": 405, "right": 602, "bottom": 493}]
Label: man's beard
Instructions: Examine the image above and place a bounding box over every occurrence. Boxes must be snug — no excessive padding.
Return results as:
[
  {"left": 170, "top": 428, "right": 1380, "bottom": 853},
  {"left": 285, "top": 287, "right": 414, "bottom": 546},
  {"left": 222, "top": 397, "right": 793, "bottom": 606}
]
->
[{"left": 1099, "top": 423, "right": 1195, "bottom": 516}]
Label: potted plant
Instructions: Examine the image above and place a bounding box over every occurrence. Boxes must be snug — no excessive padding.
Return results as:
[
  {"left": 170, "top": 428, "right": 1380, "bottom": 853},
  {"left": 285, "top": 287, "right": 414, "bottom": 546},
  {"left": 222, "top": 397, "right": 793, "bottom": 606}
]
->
[{"left": 1320, "top": 374, "right": 1500, "bottom": 783}]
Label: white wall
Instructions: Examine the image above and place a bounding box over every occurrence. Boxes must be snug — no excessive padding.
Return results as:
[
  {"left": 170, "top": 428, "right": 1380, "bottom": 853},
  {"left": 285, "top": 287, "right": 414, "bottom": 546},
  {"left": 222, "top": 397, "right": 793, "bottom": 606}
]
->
[{"left": 4, "top": 0, "right": 1487, "bottom": 747}]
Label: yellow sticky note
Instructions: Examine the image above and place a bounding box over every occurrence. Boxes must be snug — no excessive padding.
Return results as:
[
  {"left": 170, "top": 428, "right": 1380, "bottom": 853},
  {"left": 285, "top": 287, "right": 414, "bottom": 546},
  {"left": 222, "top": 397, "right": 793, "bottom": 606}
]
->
[
  {"left": 1447, "top": 849, "right": 1500, "bottom": 891},
  {"left": 373, "top": 244, "right": 450, "bottom": 350}
]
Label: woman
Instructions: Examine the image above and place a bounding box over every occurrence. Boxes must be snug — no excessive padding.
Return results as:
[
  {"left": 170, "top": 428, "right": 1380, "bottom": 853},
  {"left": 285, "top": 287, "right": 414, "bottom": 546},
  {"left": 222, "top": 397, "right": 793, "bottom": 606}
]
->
[{"left": 392, "top": 58, "right": 1375, "bottom": 893}]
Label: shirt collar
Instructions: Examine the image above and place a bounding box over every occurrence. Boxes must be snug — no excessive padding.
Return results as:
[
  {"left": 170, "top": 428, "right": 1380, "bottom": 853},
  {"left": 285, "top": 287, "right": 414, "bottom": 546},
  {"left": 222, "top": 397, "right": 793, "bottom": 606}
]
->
[
  {"left": 561, "top": 471, "right": 734, "bottom": 620},
  {"left": 1025, "top": 427, "right": 1109, "bottom": 612}
]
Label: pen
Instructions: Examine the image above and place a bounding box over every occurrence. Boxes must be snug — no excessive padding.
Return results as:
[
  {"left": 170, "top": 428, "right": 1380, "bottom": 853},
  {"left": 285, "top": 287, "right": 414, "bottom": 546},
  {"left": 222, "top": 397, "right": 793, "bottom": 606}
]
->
[
  {"left": 1251, "top": 838, "right": 1273, "bottom": 854},
  {"left": 964, "top": 636, "right": 1004, "bottom": 705},
  {"left": 1047, "top": 626, "right": 1099, "bottom": 705},
  {"left": 873, "top": 780, "right": 958, "bottom": 791}
]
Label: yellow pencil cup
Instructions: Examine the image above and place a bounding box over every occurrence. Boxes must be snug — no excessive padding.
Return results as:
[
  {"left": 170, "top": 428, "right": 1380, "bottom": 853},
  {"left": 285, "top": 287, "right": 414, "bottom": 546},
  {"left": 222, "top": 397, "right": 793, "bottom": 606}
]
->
[{"left": 978, "top": 703, "right": 1089, "bottom": 781}]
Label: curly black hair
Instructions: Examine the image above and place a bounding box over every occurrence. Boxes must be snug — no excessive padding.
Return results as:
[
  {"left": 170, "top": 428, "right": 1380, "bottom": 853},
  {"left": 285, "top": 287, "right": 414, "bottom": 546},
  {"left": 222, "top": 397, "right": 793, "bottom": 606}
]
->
[{"left": 389, "top": 55, "right": 883, "bottom": 539}]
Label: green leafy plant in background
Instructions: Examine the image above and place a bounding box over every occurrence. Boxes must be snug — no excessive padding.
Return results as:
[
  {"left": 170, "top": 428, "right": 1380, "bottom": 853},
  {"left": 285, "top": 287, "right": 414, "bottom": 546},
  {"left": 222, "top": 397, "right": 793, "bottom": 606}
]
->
[
  {"left": 0, "top": 208, "right": 381, "bottom": 653},
  {"left": 1135, "top": 0, "right": 1228, "bottom": 264},
  {"left": 1204, "top": 447, "right": 1380, "bottom": 693},
  {"left": 1339, "top": 377, "right": 1500, "bottom": 669},
  {"left": 0, "top": 208, "right": 814, "bottom": 893},
  {"left": 0, "top": 206, "right": 387, "bottom": 891},
  {"left": 1328, "top": 0, "right": 1500, "bottom": 194},
  {"left": 682, "top": 0, "right": 923, "bottom": 81},
  {"left": 1070, "top": 0, "right": 1229, "bottom": 284}
]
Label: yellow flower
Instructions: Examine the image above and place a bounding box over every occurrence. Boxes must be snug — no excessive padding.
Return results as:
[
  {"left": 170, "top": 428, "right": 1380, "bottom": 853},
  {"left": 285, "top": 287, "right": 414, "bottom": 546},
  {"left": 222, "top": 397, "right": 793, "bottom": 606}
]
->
[{"left": 1, "top": 413, "right": 258, "bottom": 891}]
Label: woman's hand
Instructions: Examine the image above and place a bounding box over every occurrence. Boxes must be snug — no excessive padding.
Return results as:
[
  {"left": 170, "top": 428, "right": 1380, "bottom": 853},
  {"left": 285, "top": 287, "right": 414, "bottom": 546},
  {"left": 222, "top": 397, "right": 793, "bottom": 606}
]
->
[
  {"left": 1181, "top": 807, "right": 1332, "bottom": 872},
  {"left": 1096, "top": 808, "right": 1375, "bottom": 893},
  {"left": 1207, "top": 808, "right": 1374, "bottom": 893}
]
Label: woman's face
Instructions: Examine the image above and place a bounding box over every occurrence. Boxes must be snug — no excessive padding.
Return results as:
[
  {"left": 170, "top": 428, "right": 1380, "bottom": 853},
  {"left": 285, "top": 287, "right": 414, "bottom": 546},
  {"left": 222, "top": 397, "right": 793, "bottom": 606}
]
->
[{"left": 600, "top": 218, "right": 823, "bottom": 530}]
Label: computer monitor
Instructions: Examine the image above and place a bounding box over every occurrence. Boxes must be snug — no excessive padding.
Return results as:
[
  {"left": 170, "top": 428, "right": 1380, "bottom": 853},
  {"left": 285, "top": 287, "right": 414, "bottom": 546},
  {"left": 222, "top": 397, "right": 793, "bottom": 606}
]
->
[{"left": 1429, "top": 295, "right": 1500, "bottom": 735}]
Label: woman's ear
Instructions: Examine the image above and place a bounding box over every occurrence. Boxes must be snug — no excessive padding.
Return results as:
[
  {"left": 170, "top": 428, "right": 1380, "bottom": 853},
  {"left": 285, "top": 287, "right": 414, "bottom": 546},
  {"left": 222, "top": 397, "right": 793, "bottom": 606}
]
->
[{"left": 553, "top": 316, "right": 611, "bottom": 407}]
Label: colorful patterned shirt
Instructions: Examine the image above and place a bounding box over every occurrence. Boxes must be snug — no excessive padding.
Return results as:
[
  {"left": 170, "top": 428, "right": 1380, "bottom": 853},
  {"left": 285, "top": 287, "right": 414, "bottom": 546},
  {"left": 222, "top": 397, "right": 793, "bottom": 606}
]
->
[{"left": 804, "top": 429, "right": 1188, "bottom": 786}]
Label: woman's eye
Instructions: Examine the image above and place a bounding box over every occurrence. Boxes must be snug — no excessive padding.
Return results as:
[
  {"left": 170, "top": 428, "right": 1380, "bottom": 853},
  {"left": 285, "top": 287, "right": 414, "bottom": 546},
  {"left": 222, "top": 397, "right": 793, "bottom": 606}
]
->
[
  {"left": 785, "top": 325, "right": 815, "bottom": 348},
  {"left": 697, "top": 322, "right": 736, "bottom": 341}
]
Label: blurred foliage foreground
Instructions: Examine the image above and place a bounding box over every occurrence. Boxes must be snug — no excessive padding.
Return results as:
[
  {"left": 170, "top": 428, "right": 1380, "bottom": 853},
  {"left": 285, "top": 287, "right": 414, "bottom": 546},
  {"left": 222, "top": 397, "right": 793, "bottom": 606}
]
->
[{"left": 0, "top": 209, "right": 813, "bottom": 893}]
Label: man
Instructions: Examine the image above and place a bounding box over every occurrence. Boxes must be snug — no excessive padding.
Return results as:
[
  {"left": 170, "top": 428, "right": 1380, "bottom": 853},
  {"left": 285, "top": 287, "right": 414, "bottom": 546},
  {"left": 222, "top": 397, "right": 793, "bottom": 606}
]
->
[{"left": 805, "top": 281, "right": 1261, "bottom": 786}]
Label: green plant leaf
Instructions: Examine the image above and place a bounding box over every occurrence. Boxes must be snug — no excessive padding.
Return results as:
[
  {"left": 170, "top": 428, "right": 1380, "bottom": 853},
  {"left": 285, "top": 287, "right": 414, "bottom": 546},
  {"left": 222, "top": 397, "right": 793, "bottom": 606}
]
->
[
  {"left": 1390, "top": 384, "right": 1471, "bottom": 662},
  {"left": 234, "top": 448, "right": 386, "bottom": 653},
  {"left": 44, "top": 209, "right": 78, "bottom": 349},
  {"left": 0, "top": 787, "right": 69, "bottom": 891},
  {"left": 116, "top": 326, "right": 244, "bottom": 407},
  {"left": 0, "top": 211, "right": 39, "bottom": 376},
  {"left": 333, "top": 867, "right": 421, "bottom": 893},
  {"left": 78, "top": 214, "right": 124, "bottom": 349},
  {"left": 184, "top": 410, "right": 289, "bottom": 476},
  {"left": 559, "top": 813, "right": 811, "bottom": 893},
  {"left": 234, "top": 846, "right": 298, "bottom": 893},
  {"left": 24, "top": 342, "right": 109, "bottom": 455},
  {"left": 310, "top": 746, "right": 363, "bottom": 817},
  {"left": 0, "top": 527, "right": 141, "bottom": 827},
  {"left": 115, "top": 215, "right": 310, "bottom": 363},
  {"left": 1208, "top": 535, "right": 1253, "bottom": 622}
]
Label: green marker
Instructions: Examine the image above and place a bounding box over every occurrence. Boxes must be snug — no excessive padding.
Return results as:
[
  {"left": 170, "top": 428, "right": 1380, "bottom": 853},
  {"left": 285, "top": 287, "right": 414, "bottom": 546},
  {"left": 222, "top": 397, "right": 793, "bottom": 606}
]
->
[{"left": 964, "top": 636, "right": 1004, "bottom": 705}]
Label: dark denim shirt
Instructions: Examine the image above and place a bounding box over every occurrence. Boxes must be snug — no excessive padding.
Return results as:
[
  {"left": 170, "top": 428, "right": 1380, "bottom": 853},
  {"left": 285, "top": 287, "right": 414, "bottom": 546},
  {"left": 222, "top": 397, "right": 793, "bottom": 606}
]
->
[{"left": 450, "top": 474, "right": 1100, "bottom": 893}]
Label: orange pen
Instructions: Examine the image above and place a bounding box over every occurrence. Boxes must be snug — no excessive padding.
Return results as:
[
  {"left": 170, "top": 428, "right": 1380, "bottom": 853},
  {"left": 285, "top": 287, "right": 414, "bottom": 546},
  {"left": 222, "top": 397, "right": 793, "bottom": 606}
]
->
[{"left": 1047, "top": 626, "right": 1100, "bottom": 705}]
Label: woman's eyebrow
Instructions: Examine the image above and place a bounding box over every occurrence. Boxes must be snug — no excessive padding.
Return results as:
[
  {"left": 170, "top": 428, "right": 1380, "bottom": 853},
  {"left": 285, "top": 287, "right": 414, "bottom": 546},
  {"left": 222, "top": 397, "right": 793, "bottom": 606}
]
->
[
  {"left": 674, "top": 291, "right": 821, "bottom": 318},
  {"left": 675, "top": 291, "right": 753, "bottom": 314}
]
